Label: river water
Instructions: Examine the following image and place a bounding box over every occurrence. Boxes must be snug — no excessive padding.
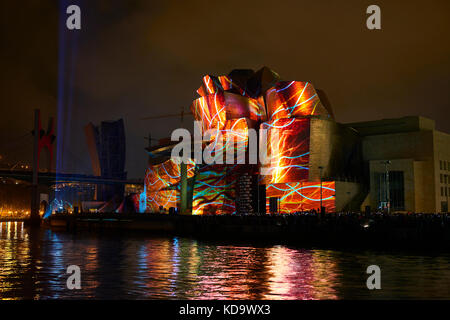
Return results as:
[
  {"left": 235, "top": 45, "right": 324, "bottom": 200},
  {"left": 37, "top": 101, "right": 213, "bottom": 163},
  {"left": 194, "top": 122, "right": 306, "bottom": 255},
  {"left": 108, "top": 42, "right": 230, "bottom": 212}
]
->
[{"left": 0, "top": 221, "right": 449, "bottom": 300}]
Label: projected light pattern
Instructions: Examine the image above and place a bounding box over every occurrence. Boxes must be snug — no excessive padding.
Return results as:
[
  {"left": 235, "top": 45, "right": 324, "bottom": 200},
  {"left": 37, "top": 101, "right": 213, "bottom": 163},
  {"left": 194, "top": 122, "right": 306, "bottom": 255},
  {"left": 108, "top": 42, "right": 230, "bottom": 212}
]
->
[
  {"left": 266, "top": 182, "right": 336, "bottom": 213},
  {"left": 143, "top": 68, "right": 338, "bottom": 214},
  {"left": 123, "top": 192, "right": 145, "bottom": 213},
  {"left": 43, "top": 198, "right": 74, "bottom": 218},
  {"left": 138, "top": 189, "right": 146, "bottom": 213},
  {"left": 191, "top": 118, "right": 249, "bottom": 215},
  {"left": 144, "top": 119, "right": 248, "bottom": 215},
  {"left": 261, "top": 118, "right": 310, "bottom": 184},
  {"left": 191, "top": 92, "right": 227, "bottom": 132},
  {"left": 192, "top": 164, "right": 237, "bottom": 215},
  {"left": 202, "top": 118, "right": 249, "bottom": 163},
  {"left": 266, "top": 81, "right": 329, "bottom": 120},
  {"left": 144, "top": 159, "right": 195, "bottom": 212},
  {"left": 190, "top": 92, "right": 265, "bottom": 133},
  {"left": 218, "top": 75, "right": 250, "bottom": 97},
  {"left": 197, "top": 75, "right": 223, "bottom": 97}
]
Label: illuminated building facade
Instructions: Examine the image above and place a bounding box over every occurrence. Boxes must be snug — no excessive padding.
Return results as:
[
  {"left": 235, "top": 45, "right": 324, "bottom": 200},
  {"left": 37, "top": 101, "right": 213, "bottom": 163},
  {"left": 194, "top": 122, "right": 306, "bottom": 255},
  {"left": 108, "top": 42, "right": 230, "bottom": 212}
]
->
[
  {"left": 142, "top": 68, "right": 450, "bottom": 214},
  {"left": 142, "top": 67, "right": 359, "bottom": 214}
]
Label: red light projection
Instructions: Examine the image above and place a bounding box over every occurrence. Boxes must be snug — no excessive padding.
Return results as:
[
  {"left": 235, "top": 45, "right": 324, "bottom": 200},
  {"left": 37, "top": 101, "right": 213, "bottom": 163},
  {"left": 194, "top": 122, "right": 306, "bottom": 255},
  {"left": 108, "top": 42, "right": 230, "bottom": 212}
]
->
[
  {"left": 190, "top": 92, "right": 265, "bottom": 133},
  {"left": 144, "top": 159, "right": 195, "bottom": 212},
  {"left": 218, "top": 75, "right": 249, "bottom": 97},
  {"left": 266, "top": 81, "right": 329, "bottom": 120},
  {"left": 143, "top": 68, "right": 337, "bottom": 214},
  {"left": 196, "top": 75, "right": 223, "bottom": 97},
  {"left": 266, "top": 182, "right": 336, "bottom": 213},
  {"left": 193, "top": 119, "right": 249, "bottom": 215},
  {"left": 261, "top": 118, "right": 310, "bottom": 184},
  {"left": 192, "top": 164, "right": 237, "bottom": 215}
]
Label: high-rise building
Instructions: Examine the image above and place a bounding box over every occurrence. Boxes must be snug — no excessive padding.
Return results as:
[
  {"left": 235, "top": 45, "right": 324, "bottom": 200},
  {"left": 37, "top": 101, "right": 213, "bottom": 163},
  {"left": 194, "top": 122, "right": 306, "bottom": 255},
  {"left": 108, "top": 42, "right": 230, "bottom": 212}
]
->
[{"left": 84, "top": 119, "right": 127, "bottom": 201}]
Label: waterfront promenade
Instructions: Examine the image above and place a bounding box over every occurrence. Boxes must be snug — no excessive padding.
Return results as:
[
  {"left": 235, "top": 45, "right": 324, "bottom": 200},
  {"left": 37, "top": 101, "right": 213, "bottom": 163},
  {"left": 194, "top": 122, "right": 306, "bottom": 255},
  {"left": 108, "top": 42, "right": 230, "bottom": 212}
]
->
[{"left": 46, "top": 212, "right": 450, "bottom": 250}]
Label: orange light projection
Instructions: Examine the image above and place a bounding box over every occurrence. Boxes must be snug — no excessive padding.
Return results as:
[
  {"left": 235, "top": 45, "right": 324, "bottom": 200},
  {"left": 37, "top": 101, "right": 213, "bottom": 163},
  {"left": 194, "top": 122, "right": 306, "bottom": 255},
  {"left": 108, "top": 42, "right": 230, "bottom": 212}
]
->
[
  {"left": 261, "top": 118, "right": 310, "bottom": 184},
  {"left": 266, "top": 182, "right": 336, "bottom": 213},
  {"left": 144, "top": 159, "right": 195, "bottom": 212},
  {"left": 143, "top": 68, "right": 337, "bottom": 214},
  {"left": 266, "top": 81, "right": 329, "bottom": 120}
]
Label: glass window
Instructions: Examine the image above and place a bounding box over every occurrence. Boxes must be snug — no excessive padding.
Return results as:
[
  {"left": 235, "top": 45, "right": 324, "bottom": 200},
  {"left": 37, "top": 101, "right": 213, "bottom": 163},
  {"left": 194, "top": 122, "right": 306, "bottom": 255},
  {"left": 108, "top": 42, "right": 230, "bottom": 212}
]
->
[
  {"left": 445, "top": 161, "right": 448, "bottom": 171},
  {"left": 440, "top": 160, "right": 443, "bottom": 170},
  {"left": 441, "top": 187, "right": 444, "bottom": 196},
  {"left": 441, "top": 174, "right": 444, "bottom": 183},
  {"left": 442, "top": 201, "right": 448, "bottom": 213},
  {"left": 375, "top": 171, "right": 405, "bottom": 211}
]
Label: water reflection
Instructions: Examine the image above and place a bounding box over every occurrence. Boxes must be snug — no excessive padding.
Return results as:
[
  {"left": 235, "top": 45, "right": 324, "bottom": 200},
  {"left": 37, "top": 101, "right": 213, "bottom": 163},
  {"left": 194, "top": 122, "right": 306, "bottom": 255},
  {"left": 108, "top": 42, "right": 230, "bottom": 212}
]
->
[
  {"left": 263, "top": 247, "right": 339, "bottom": 299},
  {"left": 0, "top": 223, "right": 449, "bottom": 300}
]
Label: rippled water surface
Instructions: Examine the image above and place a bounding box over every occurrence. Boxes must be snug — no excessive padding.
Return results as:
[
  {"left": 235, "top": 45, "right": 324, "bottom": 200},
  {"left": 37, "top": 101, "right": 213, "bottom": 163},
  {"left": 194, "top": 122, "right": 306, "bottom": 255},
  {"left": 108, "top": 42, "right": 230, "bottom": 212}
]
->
[{"left": 1, "top": 221, "right": 449, "bottom": 299}]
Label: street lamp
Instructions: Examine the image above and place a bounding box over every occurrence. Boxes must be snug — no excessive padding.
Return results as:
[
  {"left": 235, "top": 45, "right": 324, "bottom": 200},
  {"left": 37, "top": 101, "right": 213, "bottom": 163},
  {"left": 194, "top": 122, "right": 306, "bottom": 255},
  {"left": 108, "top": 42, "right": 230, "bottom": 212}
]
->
[
  {"left": 381, "top": 160, "right": 391, "bottom": 214},
  {"left": 318, "top": 166, "right": 324, "bottom": 213}
]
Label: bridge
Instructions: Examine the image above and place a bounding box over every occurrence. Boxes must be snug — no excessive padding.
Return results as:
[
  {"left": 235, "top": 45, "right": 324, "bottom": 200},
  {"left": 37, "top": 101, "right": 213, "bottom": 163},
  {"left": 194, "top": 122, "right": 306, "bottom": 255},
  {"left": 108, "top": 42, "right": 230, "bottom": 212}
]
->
[
  {"left": 1, "top": 109, "right": 140, "bottom": 222},
  {"left": 0, "top": 169, "right": 143, "bottom": 186}
]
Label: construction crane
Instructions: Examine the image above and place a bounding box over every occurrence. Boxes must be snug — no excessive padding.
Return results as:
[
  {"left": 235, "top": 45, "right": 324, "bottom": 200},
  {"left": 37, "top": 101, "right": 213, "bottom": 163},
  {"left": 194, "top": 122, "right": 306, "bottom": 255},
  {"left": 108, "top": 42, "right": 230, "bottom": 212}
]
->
[
  {"left": 141, "top": 107, "right": 193, "bottom": 152},
  {"left": 141, "top": 107, "right": 193, "bottom": 123}
]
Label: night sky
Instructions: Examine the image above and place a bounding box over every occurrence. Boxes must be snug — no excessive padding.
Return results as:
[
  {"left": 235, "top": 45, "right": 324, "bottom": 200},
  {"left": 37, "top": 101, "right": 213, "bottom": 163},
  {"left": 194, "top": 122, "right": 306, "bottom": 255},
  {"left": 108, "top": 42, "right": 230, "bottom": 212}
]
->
[{"left": 1, "top": 0, "right": 449, "bottom": 178}]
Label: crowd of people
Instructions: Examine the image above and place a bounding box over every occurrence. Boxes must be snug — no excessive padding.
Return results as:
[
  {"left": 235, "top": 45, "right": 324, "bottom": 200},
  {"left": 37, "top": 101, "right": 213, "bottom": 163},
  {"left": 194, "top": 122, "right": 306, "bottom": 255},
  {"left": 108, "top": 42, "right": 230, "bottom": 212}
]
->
[
  {"left": 197, "top": 210, "right": 450, "bottom": 235},
  {"left": 193, "top": 211, "right": 450, "bottom": 247}
]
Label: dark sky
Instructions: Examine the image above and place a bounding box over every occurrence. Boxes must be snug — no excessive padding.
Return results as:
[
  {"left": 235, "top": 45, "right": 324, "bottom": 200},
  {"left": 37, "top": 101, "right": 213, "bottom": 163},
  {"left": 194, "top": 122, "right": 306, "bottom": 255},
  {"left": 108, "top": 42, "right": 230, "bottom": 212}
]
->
[{"left": 1, "top": 0, "right": 449, "bottom": 178}]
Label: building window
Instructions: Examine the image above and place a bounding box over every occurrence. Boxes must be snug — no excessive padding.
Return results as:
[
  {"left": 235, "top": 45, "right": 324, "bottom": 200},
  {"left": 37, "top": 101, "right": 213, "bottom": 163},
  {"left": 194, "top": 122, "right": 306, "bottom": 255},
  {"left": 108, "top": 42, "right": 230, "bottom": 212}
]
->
[
  {"left": 376, "top": 171, "right": 405, "bottom": 211},
  {"left": 445, "top": 161, "right": 448, "bottom": 171},
  {"left": 446, "top": 187, "right": 448, "bottom": 197},
  {"left": 441, "top": 174, "right": 444, "bottom": 183},
  {"left": 440, "top": 160, "right": 443, "bottom": 170},
  {"left": 442, "top": 187, "right": 444, "bottom": 197},
  {"left": 442, "top": 201, "right": 448, "bottom": 213}
]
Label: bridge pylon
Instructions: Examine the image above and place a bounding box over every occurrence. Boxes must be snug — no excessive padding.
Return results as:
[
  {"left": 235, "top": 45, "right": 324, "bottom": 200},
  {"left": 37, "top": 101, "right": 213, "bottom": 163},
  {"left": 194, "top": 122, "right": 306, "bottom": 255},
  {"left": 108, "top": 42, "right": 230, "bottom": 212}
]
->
[{"left": 29, "top": 109, "right": 55, "bottom": 225}]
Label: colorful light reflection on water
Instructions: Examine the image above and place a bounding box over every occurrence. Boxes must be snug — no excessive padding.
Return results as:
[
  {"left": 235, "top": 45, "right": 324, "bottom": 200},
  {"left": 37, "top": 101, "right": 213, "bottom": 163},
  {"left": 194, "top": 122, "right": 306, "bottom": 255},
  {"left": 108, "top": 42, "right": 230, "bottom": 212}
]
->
[{"left": 1, "top": 222, "right": 449, "bottom": 300}]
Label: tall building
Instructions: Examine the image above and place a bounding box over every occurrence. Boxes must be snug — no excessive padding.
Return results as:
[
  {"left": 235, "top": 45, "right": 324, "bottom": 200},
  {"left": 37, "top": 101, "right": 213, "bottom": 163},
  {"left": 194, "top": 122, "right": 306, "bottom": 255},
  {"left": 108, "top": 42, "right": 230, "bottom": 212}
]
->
[{"left": 84, "top": 119, "right": 127, "bottom": 201}]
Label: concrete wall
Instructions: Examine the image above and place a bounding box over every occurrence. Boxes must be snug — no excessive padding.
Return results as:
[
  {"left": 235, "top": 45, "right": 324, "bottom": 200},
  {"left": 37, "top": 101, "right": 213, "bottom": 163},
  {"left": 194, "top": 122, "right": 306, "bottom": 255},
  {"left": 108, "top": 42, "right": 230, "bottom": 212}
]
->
[
  {"left": 361, "top": 130, "right": 434, "bottom": 162},
  {"left": 334, "top": 181, "right": 363, "bottom": 211},
  {"left": 309, "top": 118, "right": 337, "bottom": 181},
  {"left": 413, "top": 160, "right": 427, "bottom": 212},
  {"left": 309, "top": 118, "right": 362, "bottom": 182},
  {"left": 310, "top": 116, "right": 449, "bottom": 213},
  {"left": 346, "top": 116, "right": 435, "bottom": 136},
  {"left": 362, "top": 129, "right": 443, "bottom": 212},
  {"left": 369, "top": 159, "right": 415, "bottom": 212},
  {"left": 434, "top": 131, "right": 450, "bottom": 212}
]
